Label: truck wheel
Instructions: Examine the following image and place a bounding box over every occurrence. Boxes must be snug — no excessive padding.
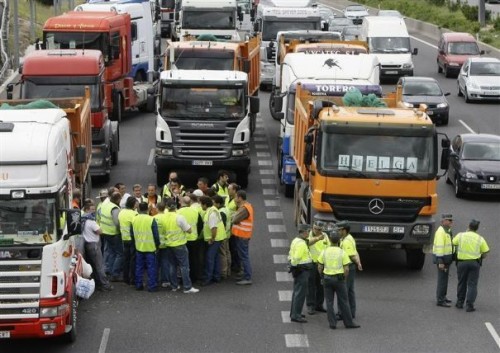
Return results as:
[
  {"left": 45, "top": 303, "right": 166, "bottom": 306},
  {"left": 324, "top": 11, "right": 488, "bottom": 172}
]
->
[
  {"left": 63, "top": 287, "right": 78, "bottom": 343},
  {"left": 111, "top": 148, "right": 119, "bottom": 166},
  {"left": 111, "top": 93, "right": 122, "bottom": 123},
  {"left": 269, "top": 92, "right": 279, "bottom": 121},
  {"left": 284, "top": 184, "right": 294, "bottom": 198},
  {"left": 157, "top": 169, "right": 168, "bottom": 188},
  {"left": 237, "top": 170, "right": 249, "bottom": 188},
  {"left": 406, "top": 249, "right": 425, "bottom": 270}
]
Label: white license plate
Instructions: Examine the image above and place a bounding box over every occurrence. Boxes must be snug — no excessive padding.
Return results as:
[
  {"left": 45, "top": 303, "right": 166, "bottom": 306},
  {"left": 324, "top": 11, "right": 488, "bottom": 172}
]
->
[
  {"left": 192, "top": 160, "right": 213, "bottom": 166},
  {"left": 393, "top": 226, "right": 405, "bottom": 234},
  {"left": 482, "top": 91, "right": 498, "bottom": 96},
  {"left": 385, "top": 70, "right": 398, "bottom": 74},
  {"left": 0, "top": 331, "right": 10, "bottom": 338},
  {"left": 362, "top": 226, "right": 390, "bottom": 233},
  {"left": 481, "top": 184, "right": 500, "bottom": 189}
]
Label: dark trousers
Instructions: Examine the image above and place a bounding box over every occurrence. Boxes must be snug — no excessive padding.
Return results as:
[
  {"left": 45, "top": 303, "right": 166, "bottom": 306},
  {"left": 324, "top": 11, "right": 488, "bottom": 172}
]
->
[
  {"left": 123, "top": 241, "right": 136, "bottom": 285},
  {"left": 290, "top": 269, "right": 309, "bottom": 320},
  {"left": 306, "top": 265, "right": 324, "bottom": 310},
  {"left": 324, "top": 275, "right": 355, "bottom": 328},
  {"left": 84, "top": 241, "right": 110, "bottom": 288},
  {"left": 103, "top": 235, "right": 123, "bottom": 278},
  {"left": 234, "top": 237, "right": 252, "bottom": 280},
  {"left": 187, "top": 240, "right": 205, "bottom": 283},
  {"left": 230, "top": 236, "right": 241, "bottom": 271},
  {"left": 166, "top": 245, "right": 193, "bottom": 290},
  {"left": 436, "top": 264, "right": 450, "bottom": 303},
  {"left": 135, "top": 251, "right": 158, "bottom": 291},
  {"left": 204, "top": 241, "right": 222, "bottom": 282},
  {"left": 457, "top": 260, "right": 480, "bottom": 306},
  {"left": 159, "top": 248, "right": 171, "bottom": 284},
  {"left": 345, "top": 263, "right": 357, "bottom": 318}
]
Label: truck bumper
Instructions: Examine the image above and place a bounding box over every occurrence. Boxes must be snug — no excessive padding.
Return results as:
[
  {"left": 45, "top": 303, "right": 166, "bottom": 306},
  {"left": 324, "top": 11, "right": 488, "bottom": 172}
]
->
[
  {"left": 155, "top": 155, "right": 250, "bottom": 178},
  {"left": 0, "top": 316, "right": 68, "bottom": 339}
]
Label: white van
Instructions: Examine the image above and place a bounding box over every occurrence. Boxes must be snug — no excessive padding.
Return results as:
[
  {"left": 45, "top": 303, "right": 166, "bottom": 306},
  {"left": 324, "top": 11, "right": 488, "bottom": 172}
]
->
[{"left": 360, "top": 16, "right": 418, "bottom": 80}]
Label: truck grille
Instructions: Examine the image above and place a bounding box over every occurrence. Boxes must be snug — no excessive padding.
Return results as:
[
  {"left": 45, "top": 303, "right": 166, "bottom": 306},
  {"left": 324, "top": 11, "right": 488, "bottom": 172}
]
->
[
  {"left": 321, "top": 194, "right": 430, "bottom": 223},
  {"left": 0, "top": 252, "right": 42, "bottom": 320}
]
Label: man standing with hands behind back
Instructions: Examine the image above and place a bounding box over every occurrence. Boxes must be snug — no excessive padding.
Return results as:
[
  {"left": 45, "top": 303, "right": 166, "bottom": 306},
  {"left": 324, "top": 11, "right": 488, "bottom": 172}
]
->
[{"left": 432, "top": 214, "right": 454, "bottom": 307}]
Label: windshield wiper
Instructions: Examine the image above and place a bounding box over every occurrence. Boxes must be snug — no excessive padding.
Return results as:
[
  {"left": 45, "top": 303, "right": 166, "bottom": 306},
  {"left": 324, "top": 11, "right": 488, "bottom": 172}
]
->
[{"left": 376, "top": 167, "right": 422, "bottom": 180}]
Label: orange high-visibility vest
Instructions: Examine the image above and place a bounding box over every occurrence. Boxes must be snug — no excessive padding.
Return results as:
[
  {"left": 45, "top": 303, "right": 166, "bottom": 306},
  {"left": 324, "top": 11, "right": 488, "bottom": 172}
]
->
[{"left": 231, "top": 203, "right": 254, "bottom": 239}]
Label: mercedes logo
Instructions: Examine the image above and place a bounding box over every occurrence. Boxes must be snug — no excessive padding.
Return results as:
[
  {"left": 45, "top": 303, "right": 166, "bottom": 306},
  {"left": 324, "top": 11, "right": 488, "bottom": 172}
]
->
[{"left": 368, "top": 198, "right": 384, "bottom": 215}]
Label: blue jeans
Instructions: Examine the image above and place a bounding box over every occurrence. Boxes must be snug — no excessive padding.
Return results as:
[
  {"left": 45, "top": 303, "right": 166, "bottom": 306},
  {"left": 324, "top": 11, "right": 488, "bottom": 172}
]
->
[
  {"left": 135, "top": 251, "right": 157, "bottom": 291},
  {"left": 234, "top": 237, "right": 252, "bottom": 280},
  {"left": 166, "top": 245, "right": 193, "bottom": 290},
  {"left": 204, "top": 241, "right": 222, "bottom": 282},
  {"left": 103, "top": 235, "right": 123, "bottom": 278},
  {"left": 159, "top": 248, "right": 171, "bottom": 284}
]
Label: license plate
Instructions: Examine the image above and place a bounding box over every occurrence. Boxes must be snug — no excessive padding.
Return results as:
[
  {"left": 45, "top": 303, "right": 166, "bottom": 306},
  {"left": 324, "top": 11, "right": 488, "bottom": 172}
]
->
[
  {"left": 393, "top": 226, "right": 405, "bottom": 234},
  {"left": 0, "top": 331, "right": 10, "bottom": 338},
  {"left": 385, "top": 70, "right": 398, "bottom": 74},
  {"left": 427, "top": 111, "right": 433, "bottom": 115},
  {"left": 192, "top": 160, "right": 213, "bottom": 166},
  {"left": 362, "top": 226, "right": 389, "bottom": 233},
  {"left": 481, "top": 184, "right": 500, "bottom": 189},
  {"left": 482, "top": 91, "right": 498, "bottom": 96}
]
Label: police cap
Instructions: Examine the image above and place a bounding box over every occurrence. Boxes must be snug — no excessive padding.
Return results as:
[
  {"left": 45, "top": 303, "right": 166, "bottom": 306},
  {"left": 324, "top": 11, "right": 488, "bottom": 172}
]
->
[
  {"left": 336, "top": 220, "right": 350, "bottom": 229},
  {"left": 441, "top": 214, "right": 453, "bottom": 221},
  {"left": 297, "top": 224, "right": 311, "bottom": 233}
]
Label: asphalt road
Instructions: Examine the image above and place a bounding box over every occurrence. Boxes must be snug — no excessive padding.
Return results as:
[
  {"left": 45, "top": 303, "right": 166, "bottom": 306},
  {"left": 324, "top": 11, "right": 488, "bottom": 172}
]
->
[{"left": 1, "top": 6, "right": 499, "bottom": 353}]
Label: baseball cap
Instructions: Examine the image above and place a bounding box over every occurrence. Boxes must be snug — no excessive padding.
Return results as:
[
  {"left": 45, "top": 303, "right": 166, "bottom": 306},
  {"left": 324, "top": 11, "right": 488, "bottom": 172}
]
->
[
  {"left": 165, "top": 198, "right": 177, "bottom": 210},
  {"left": 96, "top": 189, "right": 108, "bottom": 198},
  {"left": 192, "top": 189, "right": 204, "bottom": 197},
  {"left": 441, "top": 214, "right": 453, "bottom": 221},
  {"left": 336, "top": 220, "right": 350, "bottom": 229}
]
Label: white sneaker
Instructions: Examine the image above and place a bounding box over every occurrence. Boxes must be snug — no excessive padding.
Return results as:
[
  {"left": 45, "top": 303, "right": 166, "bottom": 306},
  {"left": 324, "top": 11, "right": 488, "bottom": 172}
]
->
[
  {"left": 171, "top": 285, "right": 181, "bottom": 292},
  {"left": 161, "top": 282, "right": 171, "bottom": 288},
  {"left": 183, "top": 287, "right": 200, "bottom": 294}
]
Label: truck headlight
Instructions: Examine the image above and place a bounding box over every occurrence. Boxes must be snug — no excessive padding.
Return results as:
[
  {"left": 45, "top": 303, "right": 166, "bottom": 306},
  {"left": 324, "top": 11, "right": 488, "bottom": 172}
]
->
[
  {"left": 91, "top": 158, "right": 103, "bottom": 166},
  {"left": 436, "top": 102, "right": 448, "bottom": 108},
  {"left": 232, "top": 148, "right": 249, "bottom": 157},
  {"left": 411, "top": 224, "right": 430, "bottom": 237},
  {"left": 155, "top": 148, "right": 173, "bottom": 156},
  {"left": 40, "top": 307, "right": 58, "bottom": 318}
]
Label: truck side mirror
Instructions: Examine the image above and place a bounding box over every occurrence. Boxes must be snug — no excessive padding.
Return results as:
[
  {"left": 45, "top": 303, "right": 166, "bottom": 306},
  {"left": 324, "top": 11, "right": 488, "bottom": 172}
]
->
[
  {"left": 76, "top": 146, "right": 87, "bottom": 164},
  {"left": 440, "top": 138, "right": 450, "bottom": 170},
  {"left": 249, "top": 96, "right": 260, "bottom": 114},
  {"left": 274, "top": 95, "right": 283, "bottom": 112},
  {"left": 413, "top": 48, "right": 418, "bottom": 55},
  {"left": 304, "top": 142, "right": 313, "bottom": 166},
  {"left": 6, "top": 84, "right": 14, "bottom": 100},
  {"left": 63, "top": 209, "right": 81, "bottom": 240}
]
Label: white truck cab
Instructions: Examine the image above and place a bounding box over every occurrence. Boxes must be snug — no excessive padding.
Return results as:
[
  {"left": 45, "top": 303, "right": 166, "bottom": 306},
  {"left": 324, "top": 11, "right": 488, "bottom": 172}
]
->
[{"left": 360, "top": 16, "right": 418, "bottom": 81}]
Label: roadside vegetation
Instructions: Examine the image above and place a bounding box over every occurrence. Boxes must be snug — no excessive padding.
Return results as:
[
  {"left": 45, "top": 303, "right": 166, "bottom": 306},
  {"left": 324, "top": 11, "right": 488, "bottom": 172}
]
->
[{"left": 356, "top": 0, "right": 500, "bottom": 49}]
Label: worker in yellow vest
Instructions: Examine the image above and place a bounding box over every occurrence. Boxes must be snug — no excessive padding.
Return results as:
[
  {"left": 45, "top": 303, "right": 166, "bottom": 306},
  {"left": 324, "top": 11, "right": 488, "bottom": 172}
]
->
[
  {"left": 178, "top": 196, "right": 204, "bottom": 284},
  {"left": 161, "top": 171, "right": 186, "bottom": 199},
  {"left": 211, "top": 170, "right": 230, "bottom": 200},
  {"left": 318, "top": 228, "right": 360, "bottom": 329},
  {"left": 231, "top": 190, "right": 254, "bottom": 285},
  {"left": 213, "top": 195, "right": 232, "bottom": 279},
  {"left": 306, "top": 221, "right": 330, "bottom": 315},
  {"left": 432, "top": 214, "right": 454, "bottom": 307},
  {"left": 226, "top": 183, "right": 240, "bottom": 275},
  {"left": 289, "top": 224, "right": 313, "bottom": 323},
  {"left": 160, "top": 199, "right": 199, "bottom": 293},
  {"left": 452, "top": 219, "right": 490, "bottom": 312},
  {"left": 131, "top": 202, "right": 160, "bottom": 292},
  {"left": 118, "top": 196, "right": 138, "bottom": 285},
  {"left": 100, "top": 192, "right": 123, "bottom": 281},
  {"left": 200, "top": 196, "right": 226, "bottom": 286}
]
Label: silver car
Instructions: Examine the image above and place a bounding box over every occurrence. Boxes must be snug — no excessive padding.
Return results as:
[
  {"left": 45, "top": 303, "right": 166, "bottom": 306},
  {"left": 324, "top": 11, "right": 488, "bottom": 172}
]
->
[{"left": 457, "top": 57, "right": 500, "bottom": 103}]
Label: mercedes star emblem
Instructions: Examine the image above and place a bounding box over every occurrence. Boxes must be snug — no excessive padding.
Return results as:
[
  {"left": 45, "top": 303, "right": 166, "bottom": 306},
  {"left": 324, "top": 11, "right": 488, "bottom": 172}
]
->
[{"left": 368, "top": 198, "right": 384, "bottom": 215}]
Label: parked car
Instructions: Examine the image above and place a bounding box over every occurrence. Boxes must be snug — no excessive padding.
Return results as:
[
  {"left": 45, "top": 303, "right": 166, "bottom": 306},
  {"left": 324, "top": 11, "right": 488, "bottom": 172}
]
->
[
  {"left": 398, "top": 76, "right": 450, "bottom": 125},
  {"left": 437, "top": 32, "right": 483, "bottom": 78},
  {"left": 329, "top": 16, "right": 354, "bottom": 33},
  {"left": 378, "top": 10, "right": 403, "bottom": 18},
  {"left": 457, "top": 57, "right": 500, "bottom": 103},
  {"left": 343, "top": 5, "right": 369, "bottom": 25},
  {"left": 446, "top": 133, "right": 500, "bottom": 198},
  {"left": 341, "top": 25, "right": 362, "bottom": 41}
]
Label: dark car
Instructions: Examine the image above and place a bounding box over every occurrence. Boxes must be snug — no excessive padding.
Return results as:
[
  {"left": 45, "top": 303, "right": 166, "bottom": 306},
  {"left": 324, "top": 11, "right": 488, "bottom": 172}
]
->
[
  {"left": 446, "top": 133, "right": 500, "bottom": 198},
  {"left": 329, "top": 16, "right": 354, "bottom": 33},
  {"left": 397, "top": 76, "right": 450, "bottom": 125}
]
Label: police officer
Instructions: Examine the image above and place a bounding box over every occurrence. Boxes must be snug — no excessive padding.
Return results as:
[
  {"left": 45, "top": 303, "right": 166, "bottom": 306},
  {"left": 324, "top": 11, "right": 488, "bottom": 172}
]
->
[
  {"left": 432, "top": 214, "right": 454, "bottom": 307},
  {"left": 318, "top": 228, "right": 360, "bottom": 329},
  {"left": 337, "top": 221, "right": 362, "bottom": 319},
  {"left": 306, "top": 221, "right": 330, "bottom": 315},
  {"left": 289, "top": 224, "right": 313, "bottom": 323},
  {"left": 452, "top": 219, "right": 490, "bottom": 312}
]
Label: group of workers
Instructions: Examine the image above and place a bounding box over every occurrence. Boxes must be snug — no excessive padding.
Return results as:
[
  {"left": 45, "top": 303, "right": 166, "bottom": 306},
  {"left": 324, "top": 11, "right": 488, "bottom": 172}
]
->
[{"left": 78, "top": 170, "right": 254, "bottom": 293}]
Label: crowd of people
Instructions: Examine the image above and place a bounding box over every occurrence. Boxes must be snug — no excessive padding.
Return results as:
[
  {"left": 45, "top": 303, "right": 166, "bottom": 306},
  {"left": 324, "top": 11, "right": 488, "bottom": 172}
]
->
[{"left": 75, "top": 170, "right": 254, "bottom": 293}]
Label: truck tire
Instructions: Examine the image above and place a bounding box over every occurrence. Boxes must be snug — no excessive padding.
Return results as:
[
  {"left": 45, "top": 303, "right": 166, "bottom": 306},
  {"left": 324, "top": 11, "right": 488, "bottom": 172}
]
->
[
  {"left": 111, "top": 93, "right": 122, "bottom": 123},
  {"left": 157, "top": 169, "right": 168, "bottom": 188},
  {"left": 63, "top": 286, "right": 78, "bottom": 343},
  {"left": 237, "top": 169, "right": 249, "bottom": 188},
  {"left": 406, "top": 249, "right": 425, "bottom": 270},
  {"left": 269, "top": 92, "right": 280, "bottom": 121},
  {"left": 249, "top": 113, "right": 256, "bottom": 137},
  {"left": 284, "top": 184, "right": 294, "bottom": 198}
]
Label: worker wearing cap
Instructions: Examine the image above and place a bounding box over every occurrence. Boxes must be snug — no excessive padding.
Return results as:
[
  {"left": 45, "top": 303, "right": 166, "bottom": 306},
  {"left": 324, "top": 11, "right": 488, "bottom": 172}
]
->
[
  {"left": 318, "top": 228, "right": 360, "bottom": 329},
  {"left": 118, "top": 196, "right": 138, "bottom": 285},
  {"left": 452, "top": 219, "right": 489, "bottom": 312},
  {"left": 306, "top": 221, "right": 330, "bottom": 315},
  {"left": 289, "top": 224, "right": 313, "bottom": 323},
  {"left": 432, "top": 214, "right": 454, "bottom": 307},
  {"left": 337, "top": 220, "right": 362, "bottom": 319}
]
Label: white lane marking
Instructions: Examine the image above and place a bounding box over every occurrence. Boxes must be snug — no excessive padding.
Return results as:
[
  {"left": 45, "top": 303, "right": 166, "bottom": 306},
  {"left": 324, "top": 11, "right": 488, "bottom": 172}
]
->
[
  {"left": 271, "top": 239, "right": 289, "bottom": 247},
  {"left": 459, "top": 119, "right": 477, "bottom": 134},
  {"left": 261, "top": 178, "right": 277, "bottom": 185},
  {"left": 98, "top": 328, "right": 111, "bottom": 353},
  {"left": 259, "top": 169, "right": 274, "bottom": 175},
  {"left": 254, "top": 143, "right": 268, "bottom": 149},
  {"left": 266, "top": 211, "right": 284, "bottom": 219},
  {"left": 257, "top": 151, "right": 271, "bottom": 157},
  {"left": 485, "top": 322, "right": 500, "bottom": 350},
  {"left": 273, "top": 254, "right": 289, "bottom": 264},
  {"left": 258, "top": 160, "right": 273, "bottom": 166},
  {"left": 254, "top": 136, "right": 267, "bottom": 142},
  {"left": 276, "top": 271, "right": 293, "bottom": 282},
  {"left": 263, "top": 188, "right": 276, "bottom": 195},
  {"left": 147, "top": 148, "right": 155, "bottom": 166},
  {"left": 281, "top": 311, "right": 292, "bottom": 323},
  {"left": 264, "top": 200, "right": 280, "bottom": 207},
  {"left": 278, "top": 290, "right": 293, "bottom": 301},
  {"left": 269, "top": 224, "right": 286, "bottom": 233},
  {"left": 285, "top": 334, "right": 310, "bottom": 348}
]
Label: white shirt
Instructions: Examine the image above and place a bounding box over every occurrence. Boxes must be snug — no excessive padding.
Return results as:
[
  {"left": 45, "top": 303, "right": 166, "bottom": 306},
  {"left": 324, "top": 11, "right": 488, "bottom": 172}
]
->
[
  {"left": 207, "top": 210, "right": 220, "bottom": 230},
  {"left": 82, "top": 218, "right": 101, "bottom": 243},
  {"left": 171, "top": 213, "right": 191, "bottom": 232},
  {"left": 119, "top": 193, "right": 132, "bottom": 208}
]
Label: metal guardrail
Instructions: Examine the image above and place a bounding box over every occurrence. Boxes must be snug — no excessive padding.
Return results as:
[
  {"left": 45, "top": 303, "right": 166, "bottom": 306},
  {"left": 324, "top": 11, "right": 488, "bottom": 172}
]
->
[{"left": 0, "top": 0, "right": 10, "bottom": 84}]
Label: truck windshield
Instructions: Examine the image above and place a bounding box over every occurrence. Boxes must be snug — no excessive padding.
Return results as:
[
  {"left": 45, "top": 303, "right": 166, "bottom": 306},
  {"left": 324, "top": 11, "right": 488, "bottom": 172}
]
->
[
  {"left": 0, "top": 199, "right": 57, "bottom": 245},
  {"left": 22, "top": 80, "right": 102, "bottom": 111},
  {"left": 160, "top": 85, "right": 245, "bottom": 119},
  {"left": 173, "top": 57, "right": 233, "bottom": 70},
  {"left": 183, "top": 10, "right": 236, "bottom": 29},
  {"left": 262, "top": 21, "right": 319, "bottom": 41},
  {"left": 319, "top": 132, "right": 435, "bottom": 180},
  {"left": 44, "top": 32, "right": 107, "bottom": 54},
  {"left": 368, "top": 37, "right": 411, "bottom": 53}
]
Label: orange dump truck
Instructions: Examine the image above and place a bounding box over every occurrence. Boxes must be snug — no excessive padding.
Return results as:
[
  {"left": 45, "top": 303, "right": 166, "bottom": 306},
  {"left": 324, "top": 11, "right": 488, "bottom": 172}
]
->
[{"left": 292, "top": 83, "right": 450, "bottom": 270}]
